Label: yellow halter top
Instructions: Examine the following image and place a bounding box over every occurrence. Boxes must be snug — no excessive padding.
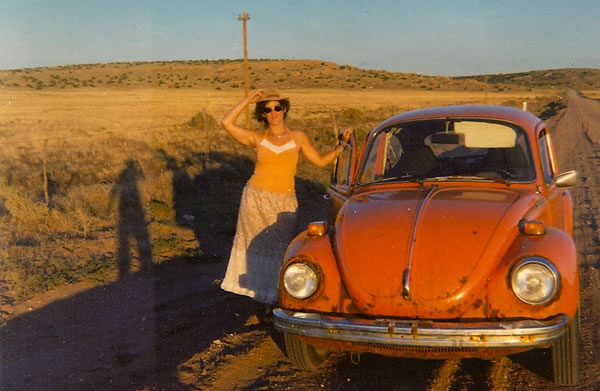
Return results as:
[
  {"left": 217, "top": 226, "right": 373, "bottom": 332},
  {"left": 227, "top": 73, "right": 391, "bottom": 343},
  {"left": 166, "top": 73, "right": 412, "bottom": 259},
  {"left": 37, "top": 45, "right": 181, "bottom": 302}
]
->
[{"left": 248, "top": 132, "right": 299, "bottom": 194}]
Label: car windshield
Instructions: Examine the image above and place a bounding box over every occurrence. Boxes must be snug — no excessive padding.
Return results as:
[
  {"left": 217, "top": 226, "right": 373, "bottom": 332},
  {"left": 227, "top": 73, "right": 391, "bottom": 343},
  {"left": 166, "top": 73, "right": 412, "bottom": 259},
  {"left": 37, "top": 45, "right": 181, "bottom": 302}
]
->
[{"left": 358, "top": 119, "right": 535, "bottom": 185}]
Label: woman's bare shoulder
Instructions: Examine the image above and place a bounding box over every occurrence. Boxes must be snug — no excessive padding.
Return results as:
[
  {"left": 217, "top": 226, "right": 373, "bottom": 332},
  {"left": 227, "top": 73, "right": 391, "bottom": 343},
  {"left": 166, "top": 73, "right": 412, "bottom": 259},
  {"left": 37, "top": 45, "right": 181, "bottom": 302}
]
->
[
  {"left": 247, "top": 130, "right": 265, "bottom": 147},
  {"left": 289, "top": 129, "right": 308, "bottom": 139},
  {"left": 287, "top": 129, "right": 307, "bottom": 145}
]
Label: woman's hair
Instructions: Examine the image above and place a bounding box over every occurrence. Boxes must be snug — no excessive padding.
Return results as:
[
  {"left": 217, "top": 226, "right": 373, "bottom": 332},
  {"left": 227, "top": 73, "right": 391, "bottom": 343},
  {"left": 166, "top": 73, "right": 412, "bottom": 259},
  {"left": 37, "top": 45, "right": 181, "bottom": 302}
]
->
[{"left": 253, "top": 99, "right": 290, "bottom": 128}]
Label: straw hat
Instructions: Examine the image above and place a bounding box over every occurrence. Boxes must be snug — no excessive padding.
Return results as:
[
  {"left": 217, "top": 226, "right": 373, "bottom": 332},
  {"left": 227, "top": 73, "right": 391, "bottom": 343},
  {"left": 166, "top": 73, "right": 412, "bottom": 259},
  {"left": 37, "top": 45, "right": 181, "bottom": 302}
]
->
[{"left": 257, "top": 88, "right": 289, "bottom": 102}]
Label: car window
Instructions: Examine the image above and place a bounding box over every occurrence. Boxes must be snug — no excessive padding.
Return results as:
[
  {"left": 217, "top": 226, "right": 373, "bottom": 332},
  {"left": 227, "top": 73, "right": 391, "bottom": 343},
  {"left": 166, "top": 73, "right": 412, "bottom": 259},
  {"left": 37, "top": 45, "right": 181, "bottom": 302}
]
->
[
  {"left": 358, "top": 120, "right": 535, "bottom": 185},
  {"left": 358, "top": 131, "right": 385, "bottom": 183},
  {"left": 332, "top": 143, "right": 352, "bottom": 188}
]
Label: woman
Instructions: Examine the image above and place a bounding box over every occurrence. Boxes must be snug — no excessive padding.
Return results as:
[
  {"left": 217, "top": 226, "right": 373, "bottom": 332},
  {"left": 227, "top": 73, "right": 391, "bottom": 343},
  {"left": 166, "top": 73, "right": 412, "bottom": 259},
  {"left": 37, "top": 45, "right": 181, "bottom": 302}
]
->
[{"left": 220, "top": 88, "right": 351, "bottom": 307}]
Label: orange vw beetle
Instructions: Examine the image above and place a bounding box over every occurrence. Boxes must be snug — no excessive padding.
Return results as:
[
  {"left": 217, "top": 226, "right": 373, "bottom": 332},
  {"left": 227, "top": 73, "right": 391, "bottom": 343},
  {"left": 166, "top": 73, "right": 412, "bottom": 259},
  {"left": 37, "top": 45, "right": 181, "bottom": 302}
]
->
[{"left": 273, "top": 105, "right": 579, "bottom": 385}]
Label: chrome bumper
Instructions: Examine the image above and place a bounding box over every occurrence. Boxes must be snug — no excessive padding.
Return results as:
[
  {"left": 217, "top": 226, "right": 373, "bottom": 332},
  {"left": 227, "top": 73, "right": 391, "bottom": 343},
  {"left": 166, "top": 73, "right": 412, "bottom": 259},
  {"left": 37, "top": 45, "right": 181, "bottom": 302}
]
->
[{"left": 273, "top": 309, "right": 569, "bottom": 349}]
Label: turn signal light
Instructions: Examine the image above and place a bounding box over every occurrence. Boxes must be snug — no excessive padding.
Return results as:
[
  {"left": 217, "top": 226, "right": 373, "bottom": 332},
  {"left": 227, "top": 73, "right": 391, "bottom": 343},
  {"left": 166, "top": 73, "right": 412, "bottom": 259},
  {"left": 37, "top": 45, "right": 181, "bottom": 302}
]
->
[
  {"left": 519, "top": 219, "right": 545, "bottom": 236},
  {"left": 307, "top": 221, "right": 328, "bottom": 237}
]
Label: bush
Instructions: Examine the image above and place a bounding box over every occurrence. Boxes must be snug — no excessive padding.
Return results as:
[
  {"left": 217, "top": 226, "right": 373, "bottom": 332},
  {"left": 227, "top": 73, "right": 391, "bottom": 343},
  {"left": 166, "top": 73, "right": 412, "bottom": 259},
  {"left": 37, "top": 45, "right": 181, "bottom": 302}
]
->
[
  {"left": 188, "top": 110, "right": 218, "bottom": 129},
  {"left": 342, "top": 107, "right": 363, "bottom": 122}
]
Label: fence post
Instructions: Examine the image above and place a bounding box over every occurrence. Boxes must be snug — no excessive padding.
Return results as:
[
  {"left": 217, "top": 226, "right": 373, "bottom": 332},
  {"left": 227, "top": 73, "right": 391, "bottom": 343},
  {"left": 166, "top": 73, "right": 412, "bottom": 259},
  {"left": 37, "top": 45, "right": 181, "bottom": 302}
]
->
[
  {"left": 330, "top": 111, "right": 338, "bottom": 138},
  {"left": 202, "top": 109, "right": 209, "bottom": 168},
  {"left": 42, "top": 139, "right": 50, "bottom": 207}
]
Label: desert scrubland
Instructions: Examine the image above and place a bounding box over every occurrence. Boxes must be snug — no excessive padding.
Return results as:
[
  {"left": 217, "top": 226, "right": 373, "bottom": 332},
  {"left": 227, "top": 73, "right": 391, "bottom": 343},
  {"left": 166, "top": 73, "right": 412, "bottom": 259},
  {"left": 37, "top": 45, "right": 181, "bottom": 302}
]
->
[
  {"left": 4, "top": 60, "right": 600, "bottom": 390},
  {"left": 0, "top": 77, "right": 564, "bottom": 307}
]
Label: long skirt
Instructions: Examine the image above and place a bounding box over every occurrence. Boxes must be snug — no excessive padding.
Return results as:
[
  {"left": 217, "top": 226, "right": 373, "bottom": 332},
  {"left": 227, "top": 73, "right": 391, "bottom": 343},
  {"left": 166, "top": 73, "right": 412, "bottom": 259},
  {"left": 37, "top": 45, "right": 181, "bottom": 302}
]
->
[{"left": 221, "top": 183, "right": 298, "bottom": 304}]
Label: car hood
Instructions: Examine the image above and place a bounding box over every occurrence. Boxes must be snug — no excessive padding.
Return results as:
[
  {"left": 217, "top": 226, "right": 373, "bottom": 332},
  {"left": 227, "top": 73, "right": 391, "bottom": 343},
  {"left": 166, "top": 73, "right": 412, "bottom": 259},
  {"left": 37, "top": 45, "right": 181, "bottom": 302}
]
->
[{"left": 334, "top": 186, "right": 534, "bottom": 317}]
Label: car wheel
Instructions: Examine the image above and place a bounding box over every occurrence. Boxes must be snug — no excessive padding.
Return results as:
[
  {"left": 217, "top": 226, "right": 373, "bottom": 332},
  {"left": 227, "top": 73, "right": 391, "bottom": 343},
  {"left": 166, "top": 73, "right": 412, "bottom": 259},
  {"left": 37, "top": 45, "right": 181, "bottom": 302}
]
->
[
  {"left": 284, "top": 333, "right": 330, "bottom": 370},
  {"left": 551, "top": 309, "right": 579, "bottom": 385}
]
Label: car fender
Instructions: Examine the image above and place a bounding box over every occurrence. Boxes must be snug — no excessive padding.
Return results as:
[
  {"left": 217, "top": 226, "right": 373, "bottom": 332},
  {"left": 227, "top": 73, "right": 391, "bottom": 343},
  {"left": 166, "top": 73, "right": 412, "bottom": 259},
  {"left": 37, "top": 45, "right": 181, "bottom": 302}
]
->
[
  {"left": 486, "top": 226, "right": 579, "bottom": 319},
  {"left": 278, "top": 230, "right": 357, "bottom": 314}
]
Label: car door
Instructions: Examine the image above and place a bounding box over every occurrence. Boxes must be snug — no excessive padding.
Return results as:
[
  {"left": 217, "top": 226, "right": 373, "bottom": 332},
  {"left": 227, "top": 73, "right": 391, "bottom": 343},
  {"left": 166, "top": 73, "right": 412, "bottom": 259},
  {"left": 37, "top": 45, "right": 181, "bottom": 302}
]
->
[{"left": 327, "top": 131, "right": 358, "bottom": 225}]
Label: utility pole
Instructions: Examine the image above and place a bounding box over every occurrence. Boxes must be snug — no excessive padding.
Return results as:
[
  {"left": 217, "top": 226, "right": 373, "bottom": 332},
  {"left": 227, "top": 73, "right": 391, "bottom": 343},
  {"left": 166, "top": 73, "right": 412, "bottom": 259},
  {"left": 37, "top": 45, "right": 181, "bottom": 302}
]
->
[{"left": 238, "top": 12, "right": 251, "bottom": 129}]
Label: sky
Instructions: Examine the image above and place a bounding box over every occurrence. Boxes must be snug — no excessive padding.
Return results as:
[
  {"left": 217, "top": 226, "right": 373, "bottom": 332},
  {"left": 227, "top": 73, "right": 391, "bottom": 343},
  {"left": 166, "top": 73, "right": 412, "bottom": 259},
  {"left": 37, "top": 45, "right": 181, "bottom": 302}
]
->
[{"left": 1, "top": 0, "right": 599, "bottom": 76}]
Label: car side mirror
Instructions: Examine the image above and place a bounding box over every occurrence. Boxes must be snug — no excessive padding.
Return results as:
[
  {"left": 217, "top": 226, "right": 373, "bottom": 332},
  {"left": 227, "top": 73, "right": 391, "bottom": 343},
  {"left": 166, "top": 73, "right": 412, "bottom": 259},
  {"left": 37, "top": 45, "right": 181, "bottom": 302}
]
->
[{"left": 555, "top": 170, "right": 577, "bottom": 188}]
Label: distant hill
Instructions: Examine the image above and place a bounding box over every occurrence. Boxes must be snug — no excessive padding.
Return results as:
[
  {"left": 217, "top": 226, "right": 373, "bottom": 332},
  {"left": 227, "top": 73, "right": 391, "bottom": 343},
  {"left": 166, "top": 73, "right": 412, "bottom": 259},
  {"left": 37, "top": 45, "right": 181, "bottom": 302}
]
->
[
  {"left": 454, "top": 68, "right": 600, "bottom": 90},
  {"left": 1, "top": 59, "right": 597, "bottom": 91}
]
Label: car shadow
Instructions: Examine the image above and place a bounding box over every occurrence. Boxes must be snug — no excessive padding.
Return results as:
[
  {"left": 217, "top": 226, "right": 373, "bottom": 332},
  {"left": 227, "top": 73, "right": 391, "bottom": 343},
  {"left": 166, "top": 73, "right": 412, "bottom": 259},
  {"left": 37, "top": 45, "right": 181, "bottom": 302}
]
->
[{"left": 509, "top": 348, "right": 553, "bottom": 382}]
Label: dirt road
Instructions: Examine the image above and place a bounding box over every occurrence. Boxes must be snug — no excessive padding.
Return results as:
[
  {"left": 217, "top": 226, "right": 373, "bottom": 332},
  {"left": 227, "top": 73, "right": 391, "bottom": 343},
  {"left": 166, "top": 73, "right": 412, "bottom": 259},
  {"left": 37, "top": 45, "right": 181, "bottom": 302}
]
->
[{"left": 2, "top": 91, "right": 599, "bottom": 390}]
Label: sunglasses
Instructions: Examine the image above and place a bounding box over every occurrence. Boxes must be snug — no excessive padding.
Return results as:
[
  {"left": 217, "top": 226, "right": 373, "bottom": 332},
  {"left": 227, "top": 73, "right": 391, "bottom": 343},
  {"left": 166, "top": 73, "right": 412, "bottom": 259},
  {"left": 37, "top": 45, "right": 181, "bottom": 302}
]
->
[{"left": 263, "top": 105, "right": 284, "bottom": 114}]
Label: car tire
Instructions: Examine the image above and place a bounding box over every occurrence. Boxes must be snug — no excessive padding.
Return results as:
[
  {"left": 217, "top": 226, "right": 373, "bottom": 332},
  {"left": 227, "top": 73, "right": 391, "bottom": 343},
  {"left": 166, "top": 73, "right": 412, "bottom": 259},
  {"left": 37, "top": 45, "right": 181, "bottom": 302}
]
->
[
  {"left": 284, "top": 333, "right": 331, "bottom": 370},
  {"left": 551, "top": 309, "right": 579, "bottom": 385}
]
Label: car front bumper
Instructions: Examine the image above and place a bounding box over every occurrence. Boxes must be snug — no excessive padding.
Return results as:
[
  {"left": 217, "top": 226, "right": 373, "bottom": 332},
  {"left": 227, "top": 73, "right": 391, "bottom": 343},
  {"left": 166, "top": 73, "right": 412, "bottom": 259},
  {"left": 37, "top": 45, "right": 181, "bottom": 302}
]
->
[{"left": 273, "top": 308, "right": 569, "bottom": 349}]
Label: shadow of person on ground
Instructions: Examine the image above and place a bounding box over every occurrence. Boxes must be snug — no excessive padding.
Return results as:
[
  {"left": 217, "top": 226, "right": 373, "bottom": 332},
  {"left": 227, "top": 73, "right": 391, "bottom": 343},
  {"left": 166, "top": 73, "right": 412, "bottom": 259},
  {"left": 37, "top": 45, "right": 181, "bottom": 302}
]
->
[{"left": 108, "top": 159, "right": 153, "bottom": 279}]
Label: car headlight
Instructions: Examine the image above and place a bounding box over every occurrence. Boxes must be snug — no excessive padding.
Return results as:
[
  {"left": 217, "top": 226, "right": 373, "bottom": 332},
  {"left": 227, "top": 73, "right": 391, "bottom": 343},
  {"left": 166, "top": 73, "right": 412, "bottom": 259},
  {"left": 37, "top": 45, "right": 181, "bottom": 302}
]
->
[
  {"left": 511, "top": 257, "right": 559, "bottom": 305},
  {"left": 283, "top": 262, "right": 319, "bottom": 299}
]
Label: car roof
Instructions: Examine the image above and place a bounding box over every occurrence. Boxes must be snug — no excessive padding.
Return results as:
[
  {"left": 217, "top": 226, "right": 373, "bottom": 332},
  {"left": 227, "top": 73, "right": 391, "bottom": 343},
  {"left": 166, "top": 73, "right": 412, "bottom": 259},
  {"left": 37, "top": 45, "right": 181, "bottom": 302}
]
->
[{"left": 377, "top": 105, "right": 543, "bottom": 135}]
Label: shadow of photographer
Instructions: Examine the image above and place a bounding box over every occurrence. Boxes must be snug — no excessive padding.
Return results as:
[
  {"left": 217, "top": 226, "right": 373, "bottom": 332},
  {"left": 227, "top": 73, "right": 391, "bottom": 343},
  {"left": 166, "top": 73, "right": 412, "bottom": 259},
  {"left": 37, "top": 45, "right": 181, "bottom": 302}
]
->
[{"left": 108, "top": 158, "right": 153, "bottom": 278}]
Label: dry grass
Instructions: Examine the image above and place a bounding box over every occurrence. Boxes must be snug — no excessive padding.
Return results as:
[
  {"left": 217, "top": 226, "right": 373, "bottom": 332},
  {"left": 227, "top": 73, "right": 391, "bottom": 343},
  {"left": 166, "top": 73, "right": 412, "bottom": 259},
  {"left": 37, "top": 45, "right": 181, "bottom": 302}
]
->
[
  {"left": 0, "top": 87, "right": 558, "bottom": 137},
  {"left": 581, "top": 89, "right": 600, "bottom": 100},
  {"left": 287, "top": 88, "right": 559, "bottom": 119}
]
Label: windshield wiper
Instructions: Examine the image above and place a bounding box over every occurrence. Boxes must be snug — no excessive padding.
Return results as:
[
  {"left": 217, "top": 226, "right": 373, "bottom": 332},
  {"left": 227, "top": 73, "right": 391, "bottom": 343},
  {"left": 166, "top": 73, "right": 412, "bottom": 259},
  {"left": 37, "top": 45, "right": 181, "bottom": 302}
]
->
[
  {"left": 477, "top": 176, "right": 511, "bottom": 185},
  {"left": 375, "top": 175, "right": 424, "bottom": 184}
]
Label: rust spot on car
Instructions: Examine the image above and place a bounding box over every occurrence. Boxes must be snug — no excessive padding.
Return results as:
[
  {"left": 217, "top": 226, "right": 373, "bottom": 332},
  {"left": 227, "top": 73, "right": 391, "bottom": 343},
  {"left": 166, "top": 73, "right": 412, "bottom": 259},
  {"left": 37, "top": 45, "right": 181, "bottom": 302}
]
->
[
  {"left": 521, "top": 335, "right": 535, "bottom": 343},
  {"left": 472, "top": 298, "right": 483, "bottom": 310},
  {"left": 344, "top": 301, "right": 360, "bottom": 313},
  {"left": 473, "top": 230, "right": 478, "bottom": 235},
  {"left": 447, "top": 305, "right": 456, "bottom": 314},
  {"left": 411, "top": 323, "right": 418, "bottom": 336},
  {"left": 484, "top": 303, "right": 494, "bottom": 318},
  {"left": 459, "top": 276, "right": 468, "bottom": 284},
  {"left": 470, "top": 335, "right": 482, "bottom": 343}
]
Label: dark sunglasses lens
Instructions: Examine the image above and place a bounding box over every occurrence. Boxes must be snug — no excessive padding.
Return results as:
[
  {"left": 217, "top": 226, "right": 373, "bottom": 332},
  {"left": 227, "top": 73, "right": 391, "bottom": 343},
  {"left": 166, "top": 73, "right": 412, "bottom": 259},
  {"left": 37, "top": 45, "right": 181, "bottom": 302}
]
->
[{"left": 264, "top": 106, "right": 283, "bottom": 114}]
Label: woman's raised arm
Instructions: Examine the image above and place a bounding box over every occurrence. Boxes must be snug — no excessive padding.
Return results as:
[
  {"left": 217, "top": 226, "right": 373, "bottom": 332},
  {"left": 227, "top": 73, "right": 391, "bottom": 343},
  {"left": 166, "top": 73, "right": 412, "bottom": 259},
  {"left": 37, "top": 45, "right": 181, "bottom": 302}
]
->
[{"left": 220, "top": 89, "right": 264, "bottom": 146}]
